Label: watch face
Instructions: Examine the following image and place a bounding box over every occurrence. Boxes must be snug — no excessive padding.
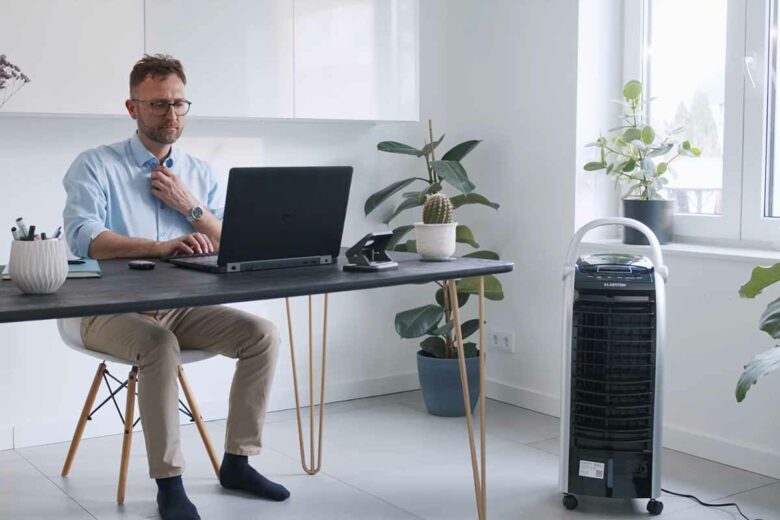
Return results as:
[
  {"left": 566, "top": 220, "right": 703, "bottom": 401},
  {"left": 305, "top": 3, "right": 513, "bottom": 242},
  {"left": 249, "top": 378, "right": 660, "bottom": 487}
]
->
[{"left": 191, "top": 206, "right": 204, "bottom": 220}]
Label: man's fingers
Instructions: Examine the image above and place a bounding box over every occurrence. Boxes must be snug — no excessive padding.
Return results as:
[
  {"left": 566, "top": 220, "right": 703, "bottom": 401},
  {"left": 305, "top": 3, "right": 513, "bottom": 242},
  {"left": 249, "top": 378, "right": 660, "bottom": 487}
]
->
[
  {"left": 184, "top": 236, "right": 203, "bottom": 254},
  {"left": 197, "top": 233, "right": 214, "bottom": 253},
  {"left": 174, "top": 243, "right": 194, "bottom": 256}
]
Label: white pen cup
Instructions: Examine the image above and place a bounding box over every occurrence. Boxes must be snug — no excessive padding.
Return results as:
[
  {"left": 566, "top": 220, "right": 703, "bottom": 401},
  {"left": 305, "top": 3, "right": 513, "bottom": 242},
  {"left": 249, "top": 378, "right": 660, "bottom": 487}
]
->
[{"left": 8, "top": 238, "right": 68, "bottom": 295}]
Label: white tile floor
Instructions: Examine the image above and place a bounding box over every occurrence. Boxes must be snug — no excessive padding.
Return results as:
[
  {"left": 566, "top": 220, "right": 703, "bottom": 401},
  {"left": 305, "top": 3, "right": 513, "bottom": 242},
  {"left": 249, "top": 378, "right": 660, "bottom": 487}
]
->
[{"left": 1, "top": 391, "right": 778, "bottom": 520}]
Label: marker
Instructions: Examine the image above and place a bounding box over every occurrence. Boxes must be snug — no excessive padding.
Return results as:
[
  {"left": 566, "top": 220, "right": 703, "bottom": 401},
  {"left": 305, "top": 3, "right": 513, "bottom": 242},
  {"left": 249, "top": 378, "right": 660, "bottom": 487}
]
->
[
  {"left": 11, "top": 227, "right": 20, "bottom": 240},
  {"left": 27, "top": 225, "right": 35, "bottom": 241},
  {"left": 41, "top": 233, "right": 47, "bottom": 240},
  {"left": 54, "top": 226, "right": 62, "bottom": 239},
  {"left": 15, "top": 217, "right": 28, "bottom": 238}
]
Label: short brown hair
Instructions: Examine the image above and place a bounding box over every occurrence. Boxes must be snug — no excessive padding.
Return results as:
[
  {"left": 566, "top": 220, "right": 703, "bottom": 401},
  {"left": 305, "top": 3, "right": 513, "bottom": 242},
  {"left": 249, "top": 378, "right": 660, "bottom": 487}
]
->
[{"left": 129, "top": 54, "right": 186, "bottom": 95}]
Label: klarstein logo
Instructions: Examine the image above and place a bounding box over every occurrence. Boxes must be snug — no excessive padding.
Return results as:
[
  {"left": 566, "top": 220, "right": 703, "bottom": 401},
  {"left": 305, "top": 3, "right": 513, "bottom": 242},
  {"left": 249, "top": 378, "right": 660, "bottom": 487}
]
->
[{"left": 603, "top": 282, "right": 627, "bottom": 288}]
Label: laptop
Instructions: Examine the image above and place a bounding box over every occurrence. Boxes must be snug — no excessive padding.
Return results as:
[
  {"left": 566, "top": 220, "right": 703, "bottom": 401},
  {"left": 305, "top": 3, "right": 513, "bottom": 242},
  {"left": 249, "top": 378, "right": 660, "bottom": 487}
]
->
[{"left": 168, "top": 166, "right": 353, "bottom": 273}]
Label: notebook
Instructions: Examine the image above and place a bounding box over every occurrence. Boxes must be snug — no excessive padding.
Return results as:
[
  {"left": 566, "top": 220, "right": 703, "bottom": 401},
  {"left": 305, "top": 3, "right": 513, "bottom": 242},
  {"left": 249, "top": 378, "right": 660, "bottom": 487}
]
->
[{"left": 2, "top": 258, "right": 102, "bottom": 280}]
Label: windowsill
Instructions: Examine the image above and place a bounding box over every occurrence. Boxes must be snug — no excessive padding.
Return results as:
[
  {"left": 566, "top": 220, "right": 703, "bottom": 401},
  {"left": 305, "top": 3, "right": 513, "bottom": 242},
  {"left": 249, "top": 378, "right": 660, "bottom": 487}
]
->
[{"left": 581, "top": 238, "right": 780, "bottom": 264}]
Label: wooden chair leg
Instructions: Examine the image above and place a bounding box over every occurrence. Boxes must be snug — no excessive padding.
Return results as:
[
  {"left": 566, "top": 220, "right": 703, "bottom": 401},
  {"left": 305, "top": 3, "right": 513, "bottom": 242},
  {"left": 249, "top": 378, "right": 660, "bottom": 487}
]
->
[
  {"left": 117, "top": 367, "right": 138, "bottom": 505},
  {"left": 178, "top": 365, "right": 221, "bottom": 478},
  {"left": 62, "top": 362, "right": 106, "bottom": 477}
]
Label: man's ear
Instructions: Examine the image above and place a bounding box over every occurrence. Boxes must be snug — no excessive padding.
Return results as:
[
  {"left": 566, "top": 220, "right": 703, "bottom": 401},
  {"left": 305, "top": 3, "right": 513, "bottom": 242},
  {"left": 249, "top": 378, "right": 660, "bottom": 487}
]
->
[{"left": 125, "top": 99, "right": 138, "bottom": 120}]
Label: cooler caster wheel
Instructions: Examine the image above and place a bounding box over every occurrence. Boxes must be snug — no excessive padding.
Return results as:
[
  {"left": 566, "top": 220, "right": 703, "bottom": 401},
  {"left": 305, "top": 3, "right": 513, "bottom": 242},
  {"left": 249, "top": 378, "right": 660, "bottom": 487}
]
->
[
  {"left": 562, "top": 494, "right": 578, "bottom": 510},
  {"left": 647, "top": 499, "right": 663, "bottom": 515}
]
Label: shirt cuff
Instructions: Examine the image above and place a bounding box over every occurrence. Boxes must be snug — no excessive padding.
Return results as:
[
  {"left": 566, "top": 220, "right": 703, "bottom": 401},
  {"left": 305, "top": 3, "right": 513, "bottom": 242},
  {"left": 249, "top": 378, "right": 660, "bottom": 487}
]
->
[{"left": 74, "top": 222, "right": 109, "bottom": 258}]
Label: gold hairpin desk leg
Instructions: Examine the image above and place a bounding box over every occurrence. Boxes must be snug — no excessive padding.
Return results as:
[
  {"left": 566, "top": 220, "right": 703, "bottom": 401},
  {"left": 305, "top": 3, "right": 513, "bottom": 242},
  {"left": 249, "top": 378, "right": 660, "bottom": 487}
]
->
[
  {"left": 448, "top": 278, "right": 487, "bottom": 520},
  {"left": 285, "top": 294, "right": 328, "bottom": 475}
]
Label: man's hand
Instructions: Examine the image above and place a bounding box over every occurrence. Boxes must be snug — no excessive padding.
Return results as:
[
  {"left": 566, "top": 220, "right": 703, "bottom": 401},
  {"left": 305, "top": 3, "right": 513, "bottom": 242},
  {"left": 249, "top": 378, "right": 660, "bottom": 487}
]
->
[
  {"left": 159, "top": 232, "right": 214, "bottom": 257},
  {"left": 151, "top": 165, "right": 198, "bottom": 215}
]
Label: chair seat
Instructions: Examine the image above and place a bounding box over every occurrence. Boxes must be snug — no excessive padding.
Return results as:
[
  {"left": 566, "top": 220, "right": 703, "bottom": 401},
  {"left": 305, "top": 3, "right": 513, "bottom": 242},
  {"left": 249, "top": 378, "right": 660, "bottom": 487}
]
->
[{"left": 57, "top": 318, "right": 217, "bottom": 365}]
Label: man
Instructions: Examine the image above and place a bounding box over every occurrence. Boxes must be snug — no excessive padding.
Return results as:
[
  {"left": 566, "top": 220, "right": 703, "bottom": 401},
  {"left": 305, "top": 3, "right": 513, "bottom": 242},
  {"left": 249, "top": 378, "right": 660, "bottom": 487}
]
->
[{"left": 63, "top": 54, "right": 289, "bottom": 520}]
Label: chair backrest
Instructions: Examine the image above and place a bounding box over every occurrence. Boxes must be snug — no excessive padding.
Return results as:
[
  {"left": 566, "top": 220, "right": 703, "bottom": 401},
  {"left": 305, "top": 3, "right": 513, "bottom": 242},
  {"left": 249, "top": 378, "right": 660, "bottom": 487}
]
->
[{"left": 57, "top": 318, "right": 218, "bottom": 365}]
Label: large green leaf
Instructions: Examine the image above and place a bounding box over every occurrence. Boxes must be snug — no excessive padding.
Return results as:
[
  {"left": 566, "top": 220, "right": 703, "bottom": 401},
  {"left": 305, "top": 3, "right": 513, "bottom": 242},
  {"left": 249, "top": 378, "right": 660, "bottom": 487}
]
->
[
  {"left": 395, "top": 304, "right": 444, "bottom": 339},
  {"left": 623, "top": 80, "right": 642, "bottom": 101},
  {"left": 395, "top": 239, "right": 417, "bottom": 253},
  {"left": 432, "top": 160, "right": 476, "bottom": 194},
  {"left": 450, "top": 193, "right": 500, "bottom": 210},
  {"left": 421, "top": 134, "right": 446, "bottom": 156},
  {"left": 377, "top": 141, "right": 423, "bottom": 156},
  {"left": 736, "top": 346, "right": 780, "bottom": 402},
  {"left": 584, "top": 161, "right": 606, "bottom": 171},
  {"left": 739, "top": 263, "right": 780, "bottom": 298},
  {"left": 364, "top": 177, "right": 419, "bottom": 215},
  {"left": 420, "top": 336, "right": 447, "bottom": 357},
  {"left": 383, "top": 194, "right": 426, "bottom": 224},
  {"left": 460, "top": 319, "right": 481, "bottom": 340},
  {"left": 456, "top": 225, "right": 480, "bottom": 248},
  {"left": 430, "top": 320, "right": 455, "bottom": 336},
  {"left": 462, "top": 250, "right": 499, "bottom": 260},
  {"left": 435, "top": 287, "right": 469, "bottom": 308},
  {"left": 759, "top": 297, "right": 780, "bottom": 339},
  {"left": 457, "top": 275, "right": 505, "bottom": 301},
  {"left": 425, "top": 182, "right": 442, "bottom": 195},
  {"left": 442, "top": 140, "right": 482, "bottom": 162},
  {"left": 459, "top": 342, "right": 479, "bottom": 357},
  {"left": 387, "top": 225, "right": 414, "bottom": 249}
]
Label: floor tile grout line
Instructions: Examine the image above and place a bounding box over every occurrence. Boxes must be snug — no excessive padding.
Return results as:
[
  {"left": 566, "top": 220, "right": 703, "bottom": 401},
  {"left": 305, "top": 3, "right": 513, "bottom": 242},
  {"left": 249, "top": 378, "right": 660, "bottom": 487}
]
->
[
  {"left": 13, "top": 448, "right": 99, "bottom": 520},
  {"left": 712, "top": 478, "right": 780, "bottom": 503}
]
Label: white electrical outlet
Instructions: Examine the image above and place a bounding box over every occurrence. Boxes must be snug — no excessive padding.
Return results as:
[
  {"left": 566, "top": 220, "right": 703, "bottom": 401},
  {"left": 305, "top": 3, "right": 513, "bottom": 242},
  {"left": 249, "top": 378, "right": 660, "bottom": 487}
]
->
[{"left": 487, "top": 329, "right": 515, "bottom": 353}]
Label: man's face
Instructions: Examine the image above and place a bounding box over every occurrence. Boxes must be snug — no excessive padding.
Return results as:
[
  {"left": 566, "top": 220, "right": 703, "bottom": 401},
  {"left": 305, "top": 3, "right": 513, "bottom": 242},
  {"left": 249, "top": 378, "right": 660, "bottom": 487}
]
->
[{"left": 127, "top": 74, "right": 187, "bottom": 145}]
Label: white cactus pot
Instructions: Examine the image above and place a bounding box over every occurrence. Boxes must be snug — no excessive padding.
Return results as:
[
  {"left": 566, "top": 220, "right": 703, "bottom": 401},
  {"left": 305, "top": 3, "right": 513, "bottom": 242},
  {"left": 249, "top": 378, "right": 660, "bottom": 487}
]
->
[
  {"left": 414, "top": 222, "right": 457, "bottom": 260},
  {"left": 8, "top": 239, "right": 69, "bottom": 295}
]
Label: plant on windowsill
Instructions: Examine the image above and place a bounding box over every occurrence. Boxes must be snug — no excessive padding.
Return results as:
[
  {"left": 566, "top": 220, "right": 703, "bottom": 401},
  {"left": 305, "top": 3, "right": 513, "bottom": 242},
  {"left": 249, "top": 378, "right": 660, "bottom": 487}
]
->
[
  {"left": 364, "top": 120, "right": 504, "bottom": 416},
  {"left": 734, "top": 264, "right": 780, "bottom": 403},
  {"left": 0, "top": 55, "right": 31, "bottom": 110},
  {"left": 583, "top": 79, "right": 701, "bottom": 245}
]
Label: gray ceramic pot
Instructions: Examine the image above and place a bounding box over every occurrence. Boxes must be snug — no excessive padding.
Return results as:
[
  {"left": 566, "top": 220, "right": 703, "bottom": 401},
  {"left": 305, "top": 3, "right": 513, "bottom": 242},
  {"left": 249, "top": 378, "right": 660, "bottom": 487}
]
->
[
  {"left": 622, "top": 199, "right": 674, "bottom": 245},
  {"left": 416, "top": 350, "right": 479, "bottom": 417}
]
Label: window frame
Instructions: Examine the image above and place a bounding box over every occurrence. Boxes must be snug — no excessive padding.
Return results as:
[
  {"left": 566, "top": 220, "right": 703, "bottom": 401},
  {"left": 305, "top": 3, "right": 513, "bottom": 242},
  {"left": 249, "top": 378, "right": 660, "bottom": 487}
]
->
[{"left": 623, "top": 0, "right": 780, "bottom": 244}]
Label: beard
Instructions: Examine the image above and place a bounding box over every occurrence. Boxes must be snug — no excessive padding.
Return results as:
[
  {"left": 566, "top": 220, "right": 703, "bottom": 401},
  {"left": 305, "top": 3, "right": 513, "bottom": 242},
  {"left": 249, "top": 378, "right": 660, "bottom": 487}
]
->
[{"left": 137, "top": 116, "right": 184, "bottom": 145}]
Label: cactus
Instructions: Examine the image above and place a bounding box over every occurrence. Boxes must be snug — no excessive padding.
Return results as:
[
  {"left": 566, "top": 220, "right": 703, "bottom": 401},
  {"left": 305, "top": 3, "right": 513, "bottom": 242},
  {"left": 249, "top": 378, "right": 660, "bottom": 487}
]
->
[{"left": 422, "top": 193, "right": 454, "bottom": 224}]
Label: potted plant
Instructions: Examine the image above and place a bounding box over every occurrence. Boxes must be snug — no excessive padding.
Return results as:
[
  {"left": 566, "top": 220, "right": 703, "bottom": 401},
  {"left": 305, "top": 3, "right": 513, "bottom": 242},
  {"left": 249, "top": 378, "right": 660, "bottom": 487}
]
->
[
  {"left": 415, "top": 193, "right": 457, "bottom": 260},
  {"left": 365, "top": 120, "right": 505, "bottom": 416},
  {"left": 583, "top": 80, "right": 701, "bottom": 245},
  {"left": 735, "top": 263, "right": 780, "bottom": 402}
]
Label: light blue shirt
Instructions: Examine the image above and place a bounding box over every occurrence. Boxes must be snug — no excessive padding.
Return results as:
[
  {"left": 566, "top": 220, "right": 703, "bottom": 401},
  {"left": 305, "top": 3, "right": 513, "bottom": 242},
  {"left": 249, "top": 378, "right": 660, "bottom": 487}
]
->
[{"left": 63, "top": 133, "right": 224, "bottom": 258}]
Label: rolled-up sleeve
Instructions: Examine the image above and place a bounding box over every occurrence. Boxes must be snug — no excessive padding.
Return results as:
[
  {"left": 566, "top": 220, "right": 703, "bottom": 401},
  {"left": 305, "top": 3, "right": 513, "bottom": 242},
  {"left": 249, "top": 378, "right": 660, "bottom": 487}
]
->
[{"left": 62, "top": 153, "right": 109, "bottom": 258}]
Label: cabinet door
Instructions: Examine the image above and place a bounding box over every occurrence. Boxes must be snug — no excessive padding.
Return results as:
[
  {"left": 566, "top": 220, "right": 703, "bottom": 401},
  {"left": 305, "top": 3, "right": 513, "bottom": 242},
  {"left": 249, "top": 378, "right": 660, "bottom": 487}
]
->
[
  {"left": 0, "top": 0, "right": 143, "bottom": 115},
  {"left": 294, "top": 0, "right": 419, "bottom": 121},
  {"left": 145, "top": 0, "right": 294, "bottom": 119}
]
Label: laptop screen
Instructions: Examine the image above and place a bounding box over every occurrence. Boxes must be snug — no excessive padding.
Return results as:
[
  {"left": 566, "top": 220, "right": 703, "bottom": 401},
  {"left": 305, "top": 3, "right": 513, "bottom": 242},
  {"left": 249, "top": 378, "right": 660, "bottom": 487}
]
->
[{"left": 217, "top": 167, "right": 353, "bottom": 266}]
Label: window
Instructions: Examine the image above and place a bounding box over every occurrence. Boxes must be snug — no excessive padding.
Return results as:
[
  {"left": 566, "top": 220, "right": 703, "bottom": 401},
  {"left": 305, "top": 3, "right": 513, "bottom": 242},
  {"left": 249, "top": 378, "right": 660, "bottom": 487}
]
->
[{"left": 626, "top": 0, "right": 779, "bottom": 243}]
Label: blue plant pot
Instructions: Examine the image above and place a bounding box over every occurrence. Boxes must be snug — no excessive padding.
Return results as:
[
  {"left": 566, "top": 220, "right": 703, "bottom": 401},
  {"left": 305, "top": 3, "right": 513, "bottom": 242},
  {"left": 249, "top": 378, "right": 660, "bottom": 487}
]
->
[{"left": 416, "top": 350, "right": 480, "bottom": 417}]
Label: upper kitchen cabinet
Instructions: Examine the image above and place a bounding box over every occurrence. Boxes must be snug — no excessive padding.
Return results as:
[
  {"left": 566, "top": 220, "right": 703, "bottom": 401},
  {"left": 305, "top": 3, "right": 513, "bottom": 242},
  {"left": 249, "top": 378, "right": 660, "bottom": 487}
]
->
[
  {"left": 0, "top": 0, "right": 144, "bottom": 115},
  {"left": 145, "top": 0, "right": 294, "bottom": 119},
  {"left": 294, "top": 0, "right": 419, "bottom": 121}
]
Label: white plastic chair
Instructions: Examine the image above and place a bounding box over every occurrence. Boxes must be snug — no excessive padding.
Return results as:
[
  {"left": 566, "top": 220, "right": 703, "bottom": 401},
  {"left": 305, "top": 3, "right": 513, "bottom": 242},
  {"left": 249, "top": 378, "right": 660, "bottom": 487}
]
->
[{"left": 57, "top": 317, "right": 221, "bottom": 504}]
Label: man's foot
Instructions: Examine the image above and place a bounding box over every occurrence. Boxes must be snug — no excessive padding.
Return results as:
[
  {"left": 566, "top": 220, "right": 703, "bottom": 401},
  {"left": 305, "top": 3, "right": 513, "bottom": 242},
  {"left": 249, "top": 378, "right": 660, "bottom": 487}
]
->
[
  {"left": 219, "top": 452, "right": 290, "bottom": 501},
  {"left": 155, "top": 475, "right": 200, "bottom": 520}
]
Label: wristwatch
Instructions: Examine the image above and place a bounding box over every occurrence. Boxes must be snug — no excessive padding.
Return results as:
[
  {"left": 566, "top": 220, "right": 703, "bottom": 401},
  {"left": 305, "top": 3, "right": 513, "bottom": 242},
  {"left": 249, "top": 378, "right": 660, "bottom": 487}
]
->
[{"left": 187, "top": 205, "right": 204, "bottom": 223}]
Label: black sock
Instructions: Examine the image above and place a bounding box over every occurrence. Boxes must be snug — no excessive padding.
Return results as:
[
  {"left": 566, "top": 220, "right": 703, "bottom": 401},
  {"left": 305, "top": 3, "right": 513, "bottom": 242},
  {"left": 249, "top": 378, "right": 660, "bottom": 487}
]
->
[
  {"left": 219, "top": 452, "right": 290, "bottom": 501},
  {"left": 155, "top": 475, "right": 200, "bottom": 520}
]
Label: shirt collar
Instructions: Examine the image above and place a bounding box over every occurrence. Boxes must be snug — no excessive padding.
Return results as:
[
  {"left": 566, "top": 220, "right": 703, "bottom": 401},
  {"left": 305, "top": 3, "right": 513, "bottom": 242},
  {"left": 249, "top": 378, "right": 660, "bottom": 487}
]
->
[{"left": 129, "top": 132, "right": 176, "bottom": 168}]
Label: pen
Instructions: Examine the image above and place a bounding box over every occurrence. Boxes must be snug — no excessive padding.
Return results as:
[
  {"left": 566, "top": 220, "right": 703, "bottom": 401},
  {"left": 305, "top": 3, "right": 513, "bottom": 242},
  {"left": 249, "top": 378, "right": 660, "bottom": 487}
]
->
[
  {"left": 15, "top": 217, "right": 28, "bottom": 238},
  {"left": 54, "top": 226, "right": 62, "bottom": 239},
  {"left": 11, "top": 227, "right": 20, "bottom": 240}
]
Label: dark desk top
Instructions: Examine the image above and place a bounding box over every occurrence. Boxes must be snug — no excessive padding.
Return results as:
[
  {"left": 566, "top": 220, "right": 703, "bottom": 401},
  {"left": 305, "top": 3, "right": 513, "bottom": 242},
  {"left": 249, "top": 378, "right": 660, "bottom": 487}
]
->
[{"left": 0, "top": 250, "right": 513, "bottom": 323}]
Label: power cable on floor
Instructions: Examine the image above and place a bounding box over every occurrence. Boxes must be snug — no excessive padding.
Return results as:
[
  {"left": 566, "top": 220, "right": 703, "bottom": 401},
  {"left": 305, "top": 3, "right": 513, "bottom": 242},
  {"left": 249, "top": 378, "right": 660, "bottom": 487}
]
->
[{"left": 662, "top": 488, "right": 762, "bottom": 520}]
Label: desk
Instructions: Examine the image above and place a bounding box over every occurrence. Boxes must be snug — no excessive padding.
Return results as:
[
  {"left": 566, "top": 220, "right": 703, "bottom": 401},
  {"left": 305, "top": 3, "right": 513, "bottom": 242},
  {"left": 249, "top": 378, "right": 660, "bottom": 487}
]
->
[{"left": 0, "top": 250, "right": 513, "bottom": 519}]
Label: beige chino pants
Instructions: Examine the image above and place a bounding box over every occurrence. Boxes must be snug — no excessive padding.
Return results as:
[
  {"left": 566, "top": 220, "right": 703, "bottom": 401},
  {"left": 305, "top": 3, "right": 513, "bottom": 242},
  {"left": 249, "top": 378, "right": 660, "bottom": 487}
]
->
[{"left": 80, "top": 306, "right": 280, "bottom": 479}]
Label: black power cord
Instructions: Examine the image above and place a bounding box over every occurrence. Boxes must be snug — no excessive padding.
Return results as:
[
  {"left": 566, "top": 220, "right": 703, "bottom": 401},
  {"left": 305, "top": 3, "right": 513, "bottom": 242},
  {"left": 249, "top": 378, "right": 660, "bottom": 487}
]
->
[{"left": 663, "top": 488, "right": 763, "bottom": 520}]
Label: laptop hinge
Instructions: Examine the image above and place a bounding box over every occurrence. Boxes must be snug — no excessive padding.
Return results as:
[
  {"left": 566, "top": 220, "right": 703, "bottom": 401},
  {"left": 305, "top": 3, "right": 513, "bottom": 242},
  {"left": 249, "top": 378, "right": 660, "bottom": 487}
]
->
[{"left": 226, "top": 255, "right": 333, "bottom": 272}]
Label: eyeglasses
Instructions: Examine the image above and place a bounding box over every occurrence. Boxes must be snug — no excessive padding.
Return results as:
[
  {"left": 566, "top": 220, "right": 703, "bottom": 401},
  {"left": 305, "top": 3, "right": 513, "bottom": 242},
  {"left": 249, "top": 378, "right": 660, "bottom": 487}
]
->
[{"left": 132, "top": 98, "right": 192, "bottom": 116}]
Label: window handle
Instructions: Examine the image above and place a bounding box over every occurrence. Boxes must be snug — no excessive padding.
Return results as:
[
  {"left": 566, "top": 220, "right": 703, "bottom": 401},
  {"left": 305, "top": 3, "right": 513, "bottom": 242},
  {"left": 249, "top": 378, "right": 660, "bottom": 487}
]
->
[{"left": 744, "top": 55, "right": 758, "bottom": 89}]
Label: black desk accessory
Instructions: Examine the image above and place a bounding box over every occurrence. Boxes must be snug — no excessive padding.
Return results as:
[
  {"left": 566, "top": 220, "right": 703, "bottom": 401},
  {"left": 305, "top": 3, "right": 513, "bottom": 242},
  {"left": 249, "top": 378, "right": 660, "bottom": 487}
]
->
[
  {"left": 343, "top": 232, "right": 399, "bottom": 272},
  {"left": 128, "top": 260, "right": 156, "bottom": 270}
]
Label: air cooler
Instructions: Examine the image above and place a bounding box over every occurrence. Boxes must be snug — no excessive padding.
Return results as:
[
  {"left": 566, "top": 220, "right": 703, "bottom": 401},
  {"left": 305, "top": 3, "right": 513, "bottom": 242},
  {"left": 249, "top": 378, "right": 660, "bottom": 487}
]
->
[{"left": 559, "top": 218, "right": 668, "bottom": 516}]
